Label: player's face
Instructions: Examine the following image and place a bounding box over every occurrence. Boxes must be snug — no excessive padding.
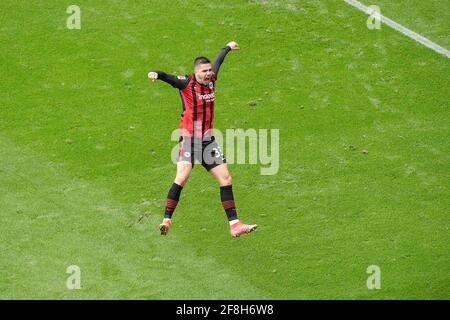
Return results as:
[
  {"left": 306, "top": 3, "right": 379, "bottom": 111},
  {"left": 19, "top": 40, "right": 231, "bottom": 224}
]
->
[{"left": 195, "top": 63, "right": 213, "bottom": 85}]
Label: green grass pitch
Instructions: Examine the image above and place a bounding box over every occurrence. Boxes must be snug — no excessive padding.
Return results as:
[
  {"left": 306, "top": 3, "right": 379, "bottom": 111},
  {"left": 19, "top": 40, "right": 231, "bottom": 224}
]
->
[{"left": 0, "top": 0, "right": 449, "bottom": 299}]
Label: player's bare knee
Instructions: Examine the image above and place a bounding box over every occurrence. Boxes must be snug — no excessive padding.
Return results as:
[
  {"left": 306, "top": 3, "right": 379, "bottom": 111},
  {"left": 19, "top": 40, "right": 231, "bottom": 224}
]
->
[
  {"left": 175, "top": 175, "right": 188, "bottom": 186},
  {"left": 175, "top": 172, "right": 190, "bottom": 186},
  {"left": 222, "top": 174, "right": 232, "bottom": 186}
]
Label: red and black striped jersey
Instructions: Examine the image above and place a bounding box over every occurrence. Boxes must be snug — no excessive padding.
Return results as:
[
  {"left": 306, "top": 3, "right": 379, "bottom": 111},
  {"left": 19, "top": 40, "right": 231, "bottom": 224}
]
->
[
  {"left": 178, "top": 74, "right": 216, "bottom": 138},
  {"left": 153, "top": 46, "right": 231, "bottom": 139}
]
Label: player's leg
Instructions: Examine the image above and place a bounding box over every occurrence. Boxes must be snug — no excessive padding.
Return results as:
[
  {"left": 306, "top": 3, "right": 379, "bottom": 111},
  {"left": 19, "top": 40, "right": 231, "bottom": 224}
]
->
[
  {"left": 209, "top": 163, "right": 236, "bottom": 222},
  {"left": 160, "top": 135, "right": 194, "bottom": 236},
  {"left": 160, "top": 161, "right": 193, "bottom": 235},
  {"left": 165, "top": 161, "right": 192, "bottom": 219},
  {"left": 174, "top": 161, "right": 193, "bottom": 187},
  {"left": 209, "top": 163, "right": 258, "bottom": 237},
  {"left": 201, "top": 141, "right": 236, "bottom": 221}
]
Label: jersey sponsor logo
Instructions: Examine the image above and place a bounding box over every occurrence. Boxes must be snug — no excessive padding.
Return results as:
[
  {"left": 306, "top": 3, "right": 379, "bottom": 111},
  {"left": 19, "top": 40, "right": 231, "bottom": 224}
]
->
[{"left": 198, "top": 92, "right": 215, "bottom": 101}]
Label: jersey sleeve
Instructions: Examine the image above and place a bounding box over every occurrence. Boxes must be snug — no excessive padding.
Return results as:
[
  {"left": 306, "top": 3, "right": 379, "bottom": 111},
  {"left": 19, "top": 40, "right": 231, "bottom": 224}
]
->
[
  {"left": 212, "top": 46, "right": 232, "bottom": 79},
  {"left": 153, "top": 71, "right": 190, "bottom": 89}
]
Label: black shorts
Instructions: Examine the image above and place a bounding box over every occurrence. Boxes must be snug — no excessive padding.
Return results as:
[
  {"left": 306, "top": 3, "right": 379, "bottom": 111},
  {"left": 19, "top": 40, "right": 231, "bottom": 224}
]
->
[{"left": 176, "top": 136, "right": 226, "bottom": 171}]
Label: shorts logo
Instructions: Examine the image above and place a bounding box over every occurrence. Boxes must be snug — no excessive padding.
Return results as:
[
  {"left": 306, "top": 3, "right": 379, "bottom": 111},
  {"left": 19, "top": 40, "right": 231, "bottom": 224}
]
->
[
  {"left": 209, "top": 82, "right": 214, "bottom": 89},
  {"left": 177, "top": 75, "right": 186, "bottom": 80},
  {"left": 184, "top": 152, "right": 191, "bottom": 158},
  {"left": 212, "top": 148, "right": 221, "bottom": 158}
]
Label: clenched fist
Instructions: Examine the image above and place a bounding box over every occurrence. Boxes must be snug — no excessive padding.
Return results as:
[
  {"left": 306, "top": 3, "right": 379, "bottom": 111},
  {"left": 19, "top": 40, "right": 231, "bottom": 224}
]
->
[
  {"left": 148, "top": 71, "right": 158, "bottom": 82},
  {"left": 226, "top": 41, "right": 240, "bottom": 50}
]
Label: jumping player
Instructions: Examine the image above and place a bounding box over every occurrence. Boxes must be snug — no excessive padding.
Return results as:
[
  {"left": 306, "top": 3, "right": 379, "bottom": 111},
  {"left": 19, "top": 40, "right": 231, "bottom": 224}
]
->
[{"left": 148, "top": 41, "right": 257, "bottom": 238}]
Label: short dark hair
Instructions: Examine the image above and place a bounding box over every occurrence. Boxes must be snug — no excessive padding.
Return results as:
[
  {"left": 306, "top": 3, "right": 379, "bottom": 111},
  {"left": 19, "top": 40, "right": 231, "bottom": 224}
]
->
[{"left": 194, "top": 56, "right": 211, "bottom": 68}]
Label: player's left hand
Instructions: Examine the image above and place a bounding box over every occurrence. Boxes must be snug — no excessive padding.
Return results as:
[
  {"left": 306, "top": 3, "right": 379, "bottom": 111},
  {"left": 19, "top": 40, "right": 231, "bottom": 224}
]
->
[{"left": 226, "top": 41, "right": 240, "bottom": 50}]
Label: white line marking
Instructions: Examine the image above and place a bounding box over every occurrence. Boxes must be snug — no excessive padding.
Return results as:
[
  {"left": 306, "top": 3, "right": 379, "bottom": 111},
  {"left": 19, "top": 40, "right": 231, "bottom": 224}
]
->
[{"left": 343, "top": 0, "right": 450, "bottom": 58}]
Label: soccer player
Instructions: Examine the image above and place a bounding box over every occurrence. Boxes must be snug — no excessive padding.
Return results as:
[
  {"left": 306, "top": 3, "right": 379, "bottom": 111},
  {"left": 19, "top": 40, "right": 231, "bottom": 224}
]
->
[{"left": 148, "top": 41, "right": 257, "bottom": 238}]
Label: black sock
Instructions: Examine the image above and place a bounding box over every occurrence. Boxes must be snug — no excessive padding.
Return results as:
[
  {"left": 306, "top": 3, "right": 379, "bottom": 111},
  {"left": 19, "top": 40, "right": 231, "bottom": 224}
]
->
[
  {"left": 164, "top": 183, "right": 183, "bottom": 219},
  {"left": 220, "top": 185, "right": 238, "bottom": 221}
]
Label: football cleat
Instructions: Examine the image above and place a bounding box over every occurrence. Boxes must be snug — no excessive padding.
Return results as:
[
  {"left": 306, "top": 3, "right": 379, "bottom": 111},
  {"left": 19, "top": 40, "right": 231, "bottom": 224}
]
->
[
  {"left": 159, "top": 219, "right": 172, "bottom": 236},
  {"left": 230, "top": 220, "right": 258, "bottom": 238}
]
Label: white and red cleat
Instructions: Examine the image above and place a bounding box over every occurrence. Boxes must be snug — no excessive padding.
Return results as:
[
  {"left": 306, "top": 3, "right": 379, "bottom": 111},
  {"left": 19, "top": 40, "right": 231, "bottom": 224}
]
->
[
  {"left": 230, "top": 220, "right": 258, "bottom": 238},
  {"left": 159, "top": 218, "right": 172, "bottom": 236}
]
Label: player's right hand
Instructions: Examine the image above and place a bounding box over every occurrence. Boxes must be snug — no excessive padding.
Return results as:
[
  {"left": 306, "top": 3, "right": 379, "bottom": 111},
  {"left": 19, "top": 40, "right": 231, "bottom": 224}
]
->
[
  {"left": 226, "top": 41, "right": 240, "bottom": 50},
  {"left": 148, "top": 71, "right": 158, "bottom": 81}
]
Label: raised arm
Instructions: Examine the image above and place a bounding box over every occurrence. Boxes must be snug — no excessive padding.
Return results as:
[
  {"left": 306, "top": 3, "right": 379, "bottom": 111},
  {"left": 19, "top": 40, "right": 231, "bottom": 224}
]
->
[
  {"left": 148, "top": 70, "right": 189, "bottom": 89},
  {"left": 213, "top": 41, "right": 240, "bottom": 79}
]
